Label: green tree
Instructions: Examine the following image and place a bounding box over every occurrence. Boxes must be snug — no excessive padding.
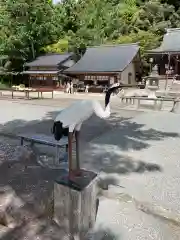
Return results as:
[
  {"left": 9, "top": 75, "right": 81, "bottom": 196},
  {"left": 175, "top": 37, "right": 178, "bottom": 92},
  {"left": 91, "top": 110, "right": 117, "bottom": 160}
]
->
[
  {"left": 116, "top": 30, "right": 160, "bottom": 56},
  {"left": 131, "top": 0, "right": 179, "bottom": 34},
  {"left": 42, "top": 39, "right": 69, "bottom": 53},
  {"left": 1, "top": 0, "right": 180, "bottom": 71},
  {"left": 0, "top": 0, "right": 57, "bottom": 71},
  {"left": 64, "top": 0, "right": 120, "bottom": 55}
]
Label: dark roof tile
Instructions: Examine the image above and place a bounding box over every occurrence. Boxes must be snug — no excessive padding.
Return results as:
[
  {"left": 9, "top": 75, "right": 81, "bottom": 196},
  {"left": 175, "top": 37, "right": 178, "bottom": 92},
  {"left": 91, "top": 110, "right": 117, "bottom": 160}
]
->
[
  {"left": 64, "top": 43, "right": 139, "bottom": 73},
  {"left": 25, "top": 53, "right": 73, "bottom": 67},
  {"left": 147, "top": 28, "right": 180, "bottom": 53}
]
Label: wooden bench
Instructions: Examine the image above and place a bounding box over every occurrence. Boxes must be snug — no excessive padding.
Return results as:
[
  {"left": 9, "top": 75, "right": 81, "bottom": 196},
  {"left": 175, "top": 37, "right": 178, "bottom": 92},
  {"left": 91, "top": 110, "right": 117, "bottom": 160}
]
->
[
  {"left": 11, "top": 89, "right": 54, "bottom": 99},
  {"left": 120, "top": 96, "right": 180, "bottom": 112},
  {"left": 18, "top": 133, "right": 69, "bottom": 163},
  {"left": 34, "top": 89, "right": 54, "bottom": 99}
]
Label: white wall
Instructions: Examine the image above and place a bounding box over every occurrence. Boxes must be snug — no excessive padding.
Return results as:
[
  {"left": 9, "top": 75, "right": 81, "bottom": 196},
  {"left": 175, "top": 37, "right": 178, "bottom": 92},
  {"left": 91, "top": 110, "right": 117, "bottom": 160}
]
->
[{"left": 121, "top": 62, "right": 136, "bottom": 84}]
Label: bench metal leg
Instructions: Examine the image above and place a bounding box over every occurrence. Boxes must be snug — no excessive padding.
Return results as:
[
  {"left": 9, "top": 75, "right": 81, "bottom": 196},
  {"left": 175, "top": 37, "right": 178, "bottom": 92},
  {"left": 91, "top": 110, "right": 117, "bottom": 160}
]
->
[
  {"left": 55, "top": 145, "right": 59, "bottom": 165},
  {"left": 20, "top": 137, "right": 24, "bottom": 146},
  {"left": 171, "top": 100, "right": 179, "bottom": 113},
  {"left": 154, "top": 99, "right": 157, "bottom": 110},
  {"left": 159, "top": 100, "right": 163, "bottom": 110},
  {"left": 56, "top": 145, "right": 68, "bottom": 164},
  {"left": 136, "top": 99, "right": 140, "bottom": 109},
  {"left": 30, "top": 140, "right": 34, "bottom": 147}
]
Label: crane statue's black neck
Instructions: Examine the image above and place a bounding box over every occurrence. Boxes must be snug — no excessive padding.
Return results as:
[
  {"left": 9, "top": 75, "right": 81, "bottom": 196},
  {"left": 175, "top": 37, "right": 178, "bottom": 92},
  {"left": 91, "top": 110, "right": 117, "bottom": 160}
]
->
[{"left": 105, "top": 82, "right": 123, "bottom": 107}]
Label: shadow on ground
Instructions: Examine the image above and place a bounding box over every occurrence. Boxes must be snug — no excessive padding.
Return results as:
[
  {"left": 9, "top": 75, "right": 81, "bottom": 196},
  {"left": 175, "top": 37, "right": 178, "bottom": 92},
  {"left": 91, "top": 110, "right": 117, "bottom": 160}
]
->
[
  {"left": 83, "top": 145, "right": 162, "bottom": 175},
  {"left": 86, "top": 227, "right": 119, "bottom": 240},
  {"left": 0, "top": 109, "right": 178, "bottom": 177},
  {"left": 0, "top": 158, "right": 118, "bottom": 240},
  {"left": 90, "top": 114, "right": 179, "bottom": 150},
  {"left": 0, "top": 109, "right": 179, "bottom": 176},
  {"left": 0, "top": 109, "right": 179, "bottom": 239},
  {"left": 0, "top": 158, "right": 68, "bottom": 239},
  {"left": 0, "top": 110, "right": 178, "bottom": 148}
]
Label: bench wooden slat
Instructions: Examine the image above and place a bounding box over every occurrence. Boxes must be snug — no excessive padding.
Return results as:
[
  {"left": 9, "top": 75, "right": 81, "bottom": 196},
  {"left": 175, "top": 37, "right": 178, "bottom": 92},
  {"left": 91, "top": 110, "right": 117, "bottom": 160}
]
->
[
  {"left": 121, "top": 96, "right": 180, "bottom": 102},
  {"left": 18, "top": 133, "right": 68, "bottom": 147}
]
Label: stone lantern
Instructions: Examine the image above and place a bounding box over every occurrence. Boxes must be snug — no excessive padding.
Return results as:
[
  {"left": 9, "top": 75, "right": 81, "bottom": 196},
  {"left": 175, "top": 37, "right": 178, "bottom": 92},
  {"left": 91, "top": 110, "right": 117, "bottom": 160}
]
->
[{"left": 146, "top": 65, "right": 159, "bottom": 99}]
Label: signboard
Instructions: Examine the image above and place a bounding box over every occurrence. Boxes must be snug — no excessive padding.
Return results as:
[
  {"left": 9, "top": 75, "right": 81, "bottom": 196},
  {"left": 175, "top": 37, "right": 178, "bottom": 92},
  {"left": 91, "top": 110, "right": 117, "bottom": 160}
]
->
[{"left": 84, "top": 75, "right": 109, "bottom": 80}]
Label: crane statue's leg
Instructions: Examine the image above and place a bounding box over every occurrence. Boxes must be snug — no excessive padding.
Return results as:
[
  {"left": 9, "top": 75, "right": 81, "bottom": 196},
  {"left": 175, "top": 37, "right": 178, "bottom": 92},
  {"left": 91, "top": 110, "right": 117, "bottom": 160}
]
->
[
  {"left": 68, "top": 124, "right": 82, "bottom": 182},
  {"left": 75, "top": 131, "right": 80, "bottom": 169},
  {"left": 75, "top": 123, "right": 82, "bottom": 171},
  {"left": 68, "top": 125, "right": 81, "bottom": 181},
  {"left": 68, "top": 131, "right": 73, "bottom": 180}
]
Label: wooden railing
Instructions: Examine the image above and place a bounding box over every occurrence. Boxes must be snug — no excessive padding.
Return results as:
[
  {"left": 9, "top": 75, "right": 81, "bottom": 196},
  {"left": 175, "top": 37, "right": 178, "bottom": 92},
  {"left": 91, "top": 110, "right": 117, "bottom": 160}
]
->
[{"left": 119, "top": 96, "right": 180, "bottom": 113}]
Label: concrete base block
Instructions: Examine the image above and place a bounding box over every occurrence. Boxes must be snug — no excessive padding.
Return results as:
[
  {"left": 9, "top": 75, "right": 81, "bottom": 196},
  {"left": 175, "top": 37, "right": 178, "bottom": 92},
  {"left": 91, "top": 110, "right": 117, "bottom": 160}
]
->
[{"left": 54, "top": 169, "right": 98, "bottom": 240}]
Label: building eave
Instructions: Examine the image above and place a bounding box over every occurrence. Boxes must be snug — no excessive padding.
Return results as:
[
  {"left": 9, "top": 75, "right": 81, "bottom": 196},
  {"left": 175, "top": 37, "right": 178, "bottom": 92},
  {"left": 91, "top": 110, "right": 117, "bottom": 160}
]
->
[
  {"left": 22, "top": 70, "right": 59, "bottom": 74},
  {"left": 64, "top": 71, "right": 122, "bottom": 75},
  {"left": 146, "top": 50, "right": 180, "bottom": 56}
]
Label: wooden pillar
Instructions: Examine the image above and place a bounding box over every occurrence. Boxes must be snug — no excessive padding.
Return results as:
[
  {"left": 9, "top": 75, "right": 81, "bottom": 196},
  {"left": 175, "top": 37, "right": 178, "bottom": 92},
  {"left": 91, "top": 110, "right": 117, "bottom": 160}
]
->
[
  {"left": 158, "top": 56, "right": 166, "bottom": 75},
  {"left": 108, "top": 76, "right": 110, "bottom": 86},
  {"left": 114, "top": 75, "right": 118, "bottom": 83},
  {"left": 54, "top": 170, "right": 98, "bottom": 240},
  {"left": 175, "top": 55, "right": 180, "bottom": 75}
]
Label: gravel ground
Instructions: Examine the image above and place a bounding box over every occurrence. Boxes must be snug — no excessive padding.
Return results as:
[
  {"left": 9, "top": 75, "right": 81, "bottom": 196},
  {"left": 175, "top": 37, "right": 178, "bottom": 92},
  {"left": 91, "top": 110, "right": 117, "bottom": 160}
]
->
[
  {"left": 0, "top": 98, "right": 180, "bottom": 239},
  {"left": 0, "top": 98, "right": 139, "bottom": 239},
  {"left": 0, "top": 141, "right": 66, "bottom": 239}
]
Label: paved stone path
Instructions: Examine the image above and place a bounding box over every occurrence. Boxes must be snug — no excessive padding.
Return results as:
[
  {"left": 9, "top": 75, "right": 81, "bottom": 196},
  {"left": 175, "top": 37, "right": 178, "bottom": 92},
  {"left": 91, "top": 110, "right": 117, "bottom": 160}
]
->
[
  {"left": 0, "top": 97, "right": 180, "bottom": 239},
  {"left": 83, "top": 111, "right": 180, "bottom": 239}
]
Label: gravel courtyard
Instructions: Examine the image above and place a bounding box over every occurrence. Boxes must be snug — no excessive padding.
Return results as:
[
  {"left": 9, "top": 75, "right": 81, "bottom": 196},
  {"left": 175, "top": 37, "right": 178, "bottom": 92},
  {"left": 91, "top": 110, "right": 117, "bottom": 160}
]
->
[{"left": 0, "top": 97, "right": 180, "bottom": 239}]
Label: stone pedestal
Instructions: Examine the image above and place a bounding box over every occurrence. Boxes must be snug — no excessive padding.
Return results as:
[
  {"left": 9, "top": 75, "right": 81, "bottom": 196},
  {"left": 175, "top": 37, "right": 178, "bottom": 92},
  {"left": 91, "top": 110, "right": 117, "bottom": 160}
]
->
[
  {"left": 54, "top": 169, "right": 98, "bottom": 240},
  {"left": 148, "top": 86, "right": 158, "bottom": 99},
  {"left": 141, "top": 66, "right": 160, "bottom": 109},
  {"left": 145, "top": 85, "right": 158, "bottom": 108}
]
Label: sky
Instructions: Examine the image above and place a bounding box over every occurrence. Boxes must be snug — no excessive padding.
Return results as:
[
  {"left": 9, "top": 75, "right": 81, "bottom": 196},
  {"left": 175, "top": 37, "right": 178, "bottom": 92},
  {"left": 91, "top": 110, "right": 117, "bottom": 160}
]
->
[{"left": 52, "top": 0, "right": 61, "bottom": 3}]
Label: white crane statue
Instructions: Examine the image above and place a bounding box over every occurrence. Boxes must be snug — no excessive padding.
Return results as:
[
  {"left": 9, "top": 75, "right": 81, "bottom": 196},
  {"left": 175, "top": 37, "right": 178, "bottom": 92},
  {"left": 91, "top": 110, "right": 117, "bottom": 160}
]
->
[{"left": 52, "top": 82, "right": 124, "bottom": 182}]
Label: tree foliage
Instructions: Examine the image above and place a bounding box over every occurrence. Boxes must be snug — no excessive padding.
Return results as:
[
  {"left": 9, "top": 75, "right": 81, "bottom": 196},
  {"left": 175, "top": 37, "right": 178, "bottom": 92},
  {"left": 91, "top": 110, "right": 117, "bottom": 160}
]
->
[
  {"left": 0, "top": 0, "right": 180, "bottom": 71},
  {"left": 0, "top": 0, "right": 57, "bottom": 71},
  {"left": 42, "top": 39, "right": 69, "bottom": 53}
]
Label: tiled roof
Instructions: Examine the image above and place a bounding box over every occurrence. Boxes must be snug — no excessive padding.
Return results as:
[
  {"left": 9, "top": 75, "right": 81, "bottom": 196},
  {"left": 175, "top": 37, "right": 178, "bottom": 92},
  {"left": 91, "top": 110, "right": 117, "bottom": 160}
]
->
[
  {"left": 64, "top": 43, "right": 139, "bottom": 74},
  {"left": 147, "top": 28, "right": 180, "bottom": 53},
  {"left": 25, "top": 53, "right": 73, "bottom": 67}
]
